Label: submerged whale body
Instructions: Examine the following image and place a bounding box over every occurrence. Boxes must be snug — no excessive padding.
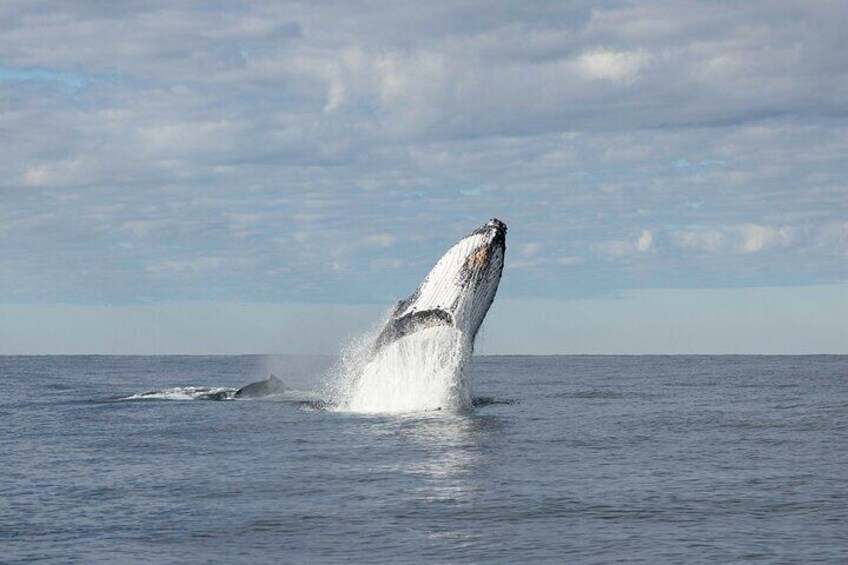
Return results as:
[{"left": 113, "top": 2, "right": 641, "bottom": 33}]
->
[
  {"left": 234, "top": 374, "right": 287, "bottom": 399},
  {"left": 374, "top": 218, "right": 507, "bottom": 352},
  {"left": 125, "top": 375, "right": 288, "bottom": 401}
]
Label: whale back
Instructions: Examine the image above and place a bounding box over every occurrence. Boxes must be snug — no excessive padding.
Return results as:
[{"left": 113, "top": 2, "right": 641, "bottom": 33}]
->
[{"left": 234, "top": 374, "right": 287, "bottom": 399}]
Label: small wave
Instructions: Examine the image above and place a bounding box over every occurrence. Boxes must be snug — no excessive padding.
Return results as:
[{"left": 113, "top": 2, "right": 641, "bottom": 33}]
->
[
  {"left": 557, "top": 390, "right": 626, "bottom": 400},
  {"left": 297, "top": 400, "right": 336, "bottom": 411}
]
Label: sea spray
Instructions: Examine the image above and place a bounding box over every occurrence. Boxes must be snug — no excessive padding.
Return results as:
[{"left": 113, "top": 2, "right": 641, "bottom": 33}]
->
[
  {"left": 325, "top": 323, "right": 474, "bottom": 414},
  {"left": 320, "top": 315, "right": 384, "bottom": 409}
]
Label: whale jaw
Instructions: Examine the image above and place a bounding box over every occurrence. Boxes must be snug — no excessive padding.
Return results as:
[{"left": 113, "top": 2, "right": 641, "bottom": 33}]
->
[{"left": 374, "top": 218, "right": 506, "bottom": 351}]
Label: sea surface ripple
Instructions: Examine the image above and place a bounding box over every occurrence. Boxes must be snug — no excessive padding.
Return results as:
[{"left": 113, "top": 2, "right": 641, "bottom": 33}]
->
[{"left": 1, "top": 355, "right": 847, "bottom": 563}]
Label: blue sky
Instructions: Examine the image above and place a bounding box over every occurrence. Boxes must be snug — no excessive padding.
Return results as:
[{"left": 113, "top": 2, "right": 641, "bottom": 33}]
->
[{"left": 1, "top": 1, "right": 846, "bottom": 353}]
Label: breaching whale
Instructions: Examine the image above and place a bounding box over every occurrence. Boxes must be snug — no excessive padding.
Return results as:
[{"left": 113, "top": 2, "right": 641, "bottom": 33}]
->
[
  {"left": 234, "top": 374, "right": 287, "bottom": 399},
  {"left": 373, "top": 218, "right": 506, "bottom": 352}
]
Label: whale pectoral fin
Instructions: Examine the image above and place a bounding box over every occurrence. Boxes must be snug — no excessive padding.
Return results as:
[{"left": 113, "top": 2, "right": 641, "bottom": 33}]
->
[
  {"left": 374, "top": 308, "right": 454, "bottom": 350},
  {"left": 405, "top": 309, "right": 454, "bottom": 330},
  {"left": 391, "top": 289, "right": 421, "bottom": 317}
]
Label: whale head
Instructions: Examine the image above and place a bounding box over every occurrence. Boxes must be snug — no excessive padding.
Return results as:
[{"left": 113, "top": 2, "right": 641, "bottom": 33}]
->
[{"left": 374, "top": 218, "right": 507, "bottom": 351}]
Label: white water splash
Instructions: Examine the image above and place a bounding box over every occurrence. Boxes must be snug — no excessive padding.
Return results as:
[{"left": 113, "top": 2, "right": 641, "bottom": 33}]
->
[{"left": 327, "top": 324, "right": 474, "bottom": 414}]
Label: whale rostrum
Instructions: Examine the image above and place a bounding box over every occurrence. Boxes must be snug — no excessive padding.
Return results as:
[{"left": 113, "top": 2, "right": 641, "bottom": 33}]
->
[{"left": 373, "top": 218, "right": 506, "bottom": 352}]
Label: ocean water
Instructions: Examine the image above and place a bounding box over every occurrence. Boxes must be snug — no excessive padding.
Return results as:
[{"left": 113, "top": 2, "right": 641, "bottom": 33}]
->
[{"left": 2, "top": 355, "right": 847, "bottom": 564}]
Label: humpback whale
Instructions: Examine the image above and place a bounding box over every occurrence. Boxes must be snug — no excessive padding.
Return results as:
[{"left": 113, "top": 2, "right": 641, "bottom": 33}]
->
[
  {"left": 124, "top": 375, "right": 287, "bottom": 401},
  {"left": 374, "top": 218, "right": 506, "bottom": 352},
  {"left": 234, "top": 374, "right": 287, "bottom": 399}
]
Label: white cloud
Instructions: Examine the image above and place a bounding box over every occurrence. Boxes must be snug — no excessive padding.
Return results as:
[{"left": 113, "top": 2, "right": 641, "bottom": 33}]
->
[
  {"left": 636, "top": 229, "right": 654, "bottom": 251},
  {"left": 599, "top": 230, "right": 654, "bottom": 258},
  {"left": 121, "top": 220, "right": 165, "bottom": 238},
  {"left": 671, "top": 224, "right": 794, "bottom": 254},
  {"left": 146, "top": 256, "right": 256, "bottom": 276},
  {"left": 146, "top": 257, "right": 226, "bottom": 276},
  {"left": 369, "top": 257, "right": 407, "bottom": 270},
  {"left": 671, "top": 229, "right": 726, "bottom": 253},
  {"left": 138, "top": 120, "right": 243, "bottom": 156},
  {"left": 555, "top": 256, "right": 585, "bottom": 266},
  {"left": 575, "top": 48, "right": 653, "bottom": 83},
  {"left": 363, "top": 234, "right": 397, "bottom": 248},
  {"left": 1, "top": 1, "right": 847, "bottom": 305},
  {"left": 816, "top": 222, "right": 848, "bottom": 255},
  {"left": 735, "top": 224, "right": 793, "bottom": 253},
  {"left": 21, "top": 157, "right": 93, "bottom": 187},
  {"left": 518, "top": 242, "right": 545, "bottom": 257}
]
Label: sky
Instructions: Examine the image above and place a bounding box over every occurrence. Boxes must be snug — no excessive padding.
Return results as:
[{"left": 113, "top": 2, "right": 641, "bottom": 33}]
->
[{"left": 1, "top": 1, "right": 846, "bottom": 354}]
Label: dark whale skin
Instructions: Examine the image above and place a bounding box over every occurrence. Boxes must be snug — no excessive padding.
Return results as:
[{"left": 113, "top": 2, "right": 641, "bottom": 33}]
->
[{"left": 234, "top": 375, "right": 287, "bottom": 399}]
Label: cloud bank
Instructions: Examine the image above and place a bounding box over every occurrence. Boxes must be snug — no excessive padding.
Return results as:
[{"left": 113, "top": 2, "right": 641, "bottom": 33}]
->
[{"left": 1, "top": 1, "right": 847, "bottom": 307}]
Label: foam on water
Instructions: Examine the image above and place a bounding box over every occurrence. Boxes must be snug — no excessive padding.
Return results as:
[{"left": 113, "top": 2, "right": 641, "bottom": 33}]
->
[{"left": 328, "top": 324, "right": 474, "bottom": 414}]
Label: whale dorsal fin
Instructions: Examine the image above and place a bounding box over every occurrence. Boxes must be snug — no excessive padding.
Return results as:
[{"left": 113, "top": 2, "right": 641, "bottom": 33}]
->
[
  {"left": 374, "top": 308, "right": 454, "bottom": 350},
  {"left": 234, "top": 374, "right": 286, "bottom": 398}
]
